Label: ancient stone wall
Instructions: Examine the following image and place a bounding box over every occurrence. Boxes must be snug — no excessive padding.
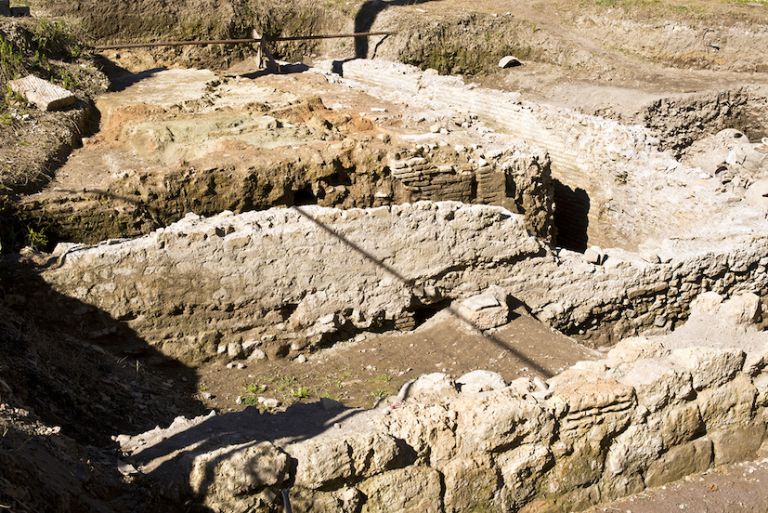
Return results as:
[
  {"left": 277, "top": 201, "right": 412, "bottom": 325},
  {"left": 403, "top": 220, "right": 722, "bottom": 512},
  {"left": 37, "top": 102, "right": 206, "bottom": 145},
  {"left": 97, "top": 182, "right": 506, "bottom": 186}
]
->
[
  {"left": 640, "top": 87, "right": 768, "bottom": 156},
  {"left": 39, "top": 203, "right": 768, "bottom": 363},
  {"left": 324, "top": 60, "right": 752, "bottom": 251},
  {"left": 118, "top": 294, "right": 768, "bottom": 513}
]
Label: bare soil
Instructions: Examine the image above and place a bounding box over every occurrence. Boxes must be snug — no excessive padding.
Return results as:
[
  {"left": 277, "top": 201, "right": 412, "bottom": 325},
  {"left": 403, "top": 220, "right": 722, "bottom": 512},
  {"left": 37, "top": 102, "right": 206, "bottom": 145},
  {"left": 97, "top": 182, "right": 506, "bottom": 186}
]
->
[
  {"left": 197, "top": 306, "right": 597, "bottom": 412},
  {"left": 588, "top": 458, "right": 768, "bottom": 513}
]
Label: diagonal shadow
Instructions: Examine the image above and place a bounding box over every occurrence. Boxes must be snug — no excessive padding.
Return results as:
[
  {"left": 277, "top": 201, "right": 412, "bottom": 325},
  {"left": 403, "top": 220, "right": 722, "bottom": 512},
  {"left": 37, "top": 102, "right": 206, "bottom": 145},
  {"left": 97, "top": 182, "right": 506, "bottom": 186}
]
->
[{"left": 291, "top": 205, "right": 554, "bottom": 378}]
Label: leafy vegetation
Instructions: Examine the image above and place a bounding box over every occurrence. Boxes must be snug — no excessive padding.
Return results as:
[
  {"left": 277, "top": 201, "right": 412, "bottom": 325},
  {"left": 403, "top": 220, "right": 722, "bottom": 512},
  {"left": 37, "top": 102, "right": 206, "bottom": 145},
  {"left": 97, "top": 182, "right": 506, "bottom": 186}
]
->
[
  {"left": 26, "top": 227, "right": 48, "bottom": 250},
  {"left": 31, "top": 19, "right": 83, "bottom": 61},
  {"left": 0, "top": 34, "right": 25, "bottom": 82}
]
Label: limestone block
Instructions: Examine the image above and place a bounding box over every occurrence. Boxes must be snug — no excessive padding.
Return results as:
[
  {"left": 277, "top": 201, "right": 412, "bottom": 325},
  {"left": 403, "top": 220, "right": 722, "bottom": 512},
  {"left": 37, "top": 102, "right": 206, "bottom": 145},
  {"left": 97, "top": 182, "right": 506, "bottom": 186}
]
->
[
  {"left": 288, "top": 438, "right": 353, "bottom": 489},
  {"left": 455, "top": 285, "right": 510, "bottom": 330},
  {"left": 605, "top": 337, "right": 668, "bottom": 365},
  {"left": 756, "top": 374, "right": 768, "bottom": 407},
  {"left": 291, "top": 487, "right": 363, "bottom": 513},
  {"left": 605, "top": 423, "right": 663, "bottom": 477},
  {"left": 654, "top": 401, "right": 705, "bottom": 448},
  {"left": 346, "top": 432, "right": 401, "bottom": 478},
  {"left": 615, "top": 358, "right": 694, "bottom": 412},
  {"left": 543, "top": 442, "right": 606, "bottom": 495},
  {"left": 746, "top": 179, "right": 768, "bottom": 209},
  {"left": 496, "top": 444, "right": 553, "bottom": 510},
  {"left": 407, "top": 372, "right": 456, "bottom": 398},
  {"left": 644, "top": 438, "right": 712, "bottom": 487},
  {"left": 668, "top": 346, "right": 745, "bottom": 390},
  {"left": 456, "top": 370, "right": 507, "bottom": 394},
  {"left": 456, "top": 389, "right": 552, "bottom": 453},
  {"left": 719, "top": 293, "right": 761, "bottom": 327},
  {"left": 710, "top": 423, "right": 766, "bottom": 466},
  {"left": 442, "top": 455, "right": 499, "bottom": 513},
  {"left": 696, "top": 374, "right": 757, "bottom": 430},
  {"left": 384, "top": 402, "right": 457, "bottom": 465},
  {"left": 9, "top": 75, "right": 76, "bottom": 111},
  {"left": 288, "top": 432, "right": 401, "bottom": 489},
  {"left": 359, "top": 467, "right": 442, "bottom": 513},
  {"left": 548, "top": 372, "right": 635, "bottom": 445},
  {"left": 189, "top": 442, "right": 290, "bottom": 496}
]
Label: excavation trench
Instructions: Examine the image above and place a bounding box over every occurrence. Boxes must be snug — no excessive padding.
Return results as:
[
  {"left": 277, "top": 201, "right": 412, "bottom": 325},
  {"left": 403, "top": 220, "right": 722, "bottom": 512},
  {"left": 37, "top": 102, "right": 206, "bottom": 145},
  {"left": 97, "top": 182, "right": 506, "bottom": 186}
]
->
[
  {"left": 6, "top": 57, "right": 768, "bottom": 513},
  {"left": 20, "top": 61, "right": 768, "bottom": 363}
]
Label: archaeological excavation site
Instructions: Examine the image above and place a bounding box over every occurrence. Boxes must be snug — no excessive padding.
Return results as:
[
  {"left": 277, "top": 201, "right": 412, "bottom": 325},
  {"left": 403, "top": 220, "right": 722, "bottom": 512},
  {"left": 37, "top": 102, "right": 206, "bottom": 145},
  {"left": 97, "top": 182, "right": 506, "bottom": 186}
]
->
[{"left": 2, "top": 0, "right": 768, "bottom": 512}]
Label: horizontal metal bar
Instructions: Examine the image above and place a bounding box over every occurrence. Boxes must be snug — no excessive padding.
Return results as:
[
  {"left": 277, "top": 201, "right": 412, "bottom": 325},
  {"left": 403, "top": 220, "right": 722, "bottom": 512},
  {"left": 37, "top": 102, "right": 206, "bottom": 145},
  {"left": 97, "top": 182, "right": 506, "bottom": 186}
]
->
[{"left": 95, "top": 31, "right": 396, "bottom": 51}]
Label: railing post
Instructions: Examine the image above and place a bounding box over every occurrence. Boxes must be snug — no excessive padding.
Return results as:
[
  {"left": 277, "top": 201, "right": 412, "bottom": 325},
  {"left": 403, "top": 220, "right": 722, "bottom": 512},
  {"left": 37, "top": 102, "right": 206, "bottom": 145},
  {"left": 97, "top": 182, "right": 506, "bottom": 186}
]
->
[{"left": 253, "top": 28, "right": 279, "bottom": 73}]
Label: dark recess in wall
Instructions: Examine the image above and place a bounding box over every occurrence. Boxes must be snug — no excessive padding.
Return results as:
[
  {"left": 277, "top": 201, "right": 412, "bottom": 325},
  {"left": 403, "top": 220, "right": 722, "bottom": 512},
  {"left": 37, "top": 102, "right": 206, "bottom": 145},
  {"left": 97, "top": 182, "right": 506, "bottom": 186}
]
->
[{"left": 553, "top": 180, "right": 590, "bottom": 253}]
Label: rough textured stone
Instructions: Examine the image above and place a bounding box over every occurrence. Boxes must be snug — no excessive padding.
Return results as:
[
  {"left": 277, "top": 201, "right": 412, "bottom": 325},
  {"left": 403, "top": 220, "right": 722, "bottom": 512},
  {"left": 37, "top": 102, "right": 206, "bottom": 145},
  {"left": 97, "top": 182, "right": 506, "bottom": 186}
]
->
[
  {"left": 358, "top": 467, "right": 443, "bottom": 513},
  {"left": 668, "top": 347, "right": 745, "bottom": 391},
  {"left": 189, "top": 442, "right": 290, "bottom": 497},
  {"left": 42, "top": 203, "right": 543, "bottom": 363},
  {"left": 115, "top": 293, "right": 768, "bottom": 513},
  {"left": 9, "top": 75, "right": 76, "bottom": 111},
  {"left": 442, "top": 455, "right": 498, "bottom": 513},
  {"left": 456, "top": 285, "right": 510, "bottom": 330},
  {"left": 456, "top": 370, "right": 507, "bottom": 394},
  {"left": 710, "top": 424, "right": 766, "bottom": 465},
  {"left": 696, "top": 374, "right": 757, "bottom": 429},
  {"left": 288, "top": 432, "right": 400, "bottom": 489},
  {"left": 644, "top": 438, "right": 713, "bottom": 487}
]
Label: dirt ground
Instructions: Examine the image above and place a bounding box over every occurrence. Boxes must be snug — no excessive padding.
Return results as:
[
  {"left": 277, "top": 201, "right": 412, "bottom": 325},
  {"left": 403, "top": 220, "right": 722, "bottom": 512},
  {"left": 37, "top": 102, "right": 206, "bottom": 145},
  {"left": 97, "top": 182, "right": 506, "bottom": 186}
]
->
[
  {"left": 197, "top": 305, "right": 597, "bottom": 411},
  {"left": 587, "top": 458, "right": 768, "bottom": 513}
]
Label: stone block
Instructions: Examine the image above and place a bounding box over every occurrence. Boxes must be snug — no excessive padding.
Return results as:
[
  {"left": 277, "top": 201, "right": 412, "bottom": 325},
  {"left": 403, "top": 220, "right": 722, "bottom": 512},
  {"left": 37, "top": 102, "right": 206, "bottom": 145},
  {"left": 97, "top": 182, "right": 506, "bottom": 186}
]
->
[
  {"left": 645, "top": 438, "right": 712, "bottom": 487},
  {"left": 710, "top": 423, "right": 766, "bottom": 466},
  {"left": 9, "top": 75, "right": 76, "bottom": 111},
  {"left": 455, "top": 285, "right": 510, "bottom": 330},
  {"left": 442, "top": 455, "right": 499, "bottom": 513},
  {"left": 456, "top": 370, "right": 506, "bottom": 394},
  {"left": 359, "top": 467, "right": 442, "bottom": 513}
]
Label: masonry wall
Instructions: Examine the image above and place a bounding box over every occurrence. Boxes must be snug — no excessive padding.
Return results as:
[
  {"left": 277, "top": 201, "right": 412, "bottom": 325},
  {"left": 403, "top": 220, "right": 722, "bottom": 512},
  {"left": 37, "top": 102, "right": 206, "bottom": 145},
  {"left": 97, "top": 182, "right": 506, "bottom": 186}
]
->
[
  {"left": 118, "top": 295, "right": 768, "bottom": 513},
  {"left": 38, "top": 203, "right": 768, "bottom": 364}
]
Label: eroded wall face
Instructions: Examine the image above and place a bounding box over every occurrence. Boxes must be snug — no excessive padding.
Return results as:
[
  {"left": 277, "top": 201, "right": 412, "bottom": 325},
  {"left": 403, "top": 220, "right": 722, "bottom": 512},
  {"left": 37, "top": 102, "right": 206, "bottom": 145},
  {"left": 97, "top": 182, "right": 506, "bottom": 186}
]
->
[{"left": 38, "top": 203, "right": 768, "bottom": 366}]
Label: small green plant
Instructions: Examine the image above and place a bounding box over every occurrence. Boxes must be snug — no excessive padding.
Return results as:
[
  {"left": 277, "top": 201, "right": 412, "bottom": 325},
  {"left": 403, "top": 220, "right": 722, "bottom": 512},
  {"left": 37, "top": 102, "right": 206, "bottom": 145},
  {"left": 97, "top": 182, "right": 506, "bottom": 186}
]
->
[
  {"left": 244, "top": 383, "right": 267, "bottom": 395},
  {"left": 291, "top": 386, "right": 311, "bottom": 399},
  {"left": 373, "top": 373, "right": 393, "bottom": 384},
  {"left": 26, "top": 227, "right": 48, "bottom": 251},
  {"left": 369, "top": 388, "right": 388, "bottom": 407},
  {"left": 241, "top": 395, "right": 260, "bottom": 407},
  {"left": 32, "top": 19, "right": 83, "bottom": 61},
  {"left": 0, "top": 35, "right": 25, "bottom": 81}
]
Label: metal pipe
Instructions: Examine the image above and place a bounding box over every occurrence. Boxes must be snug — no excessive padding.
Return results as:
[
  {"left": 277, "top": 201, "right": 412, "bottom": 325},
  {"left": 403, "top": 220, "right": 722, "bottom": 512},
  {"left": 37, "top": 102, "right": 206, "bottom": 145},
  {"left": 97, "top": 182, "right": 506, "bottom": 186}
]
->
[{"left": 94, "top": 31, "right": 396, "bottom": 51}]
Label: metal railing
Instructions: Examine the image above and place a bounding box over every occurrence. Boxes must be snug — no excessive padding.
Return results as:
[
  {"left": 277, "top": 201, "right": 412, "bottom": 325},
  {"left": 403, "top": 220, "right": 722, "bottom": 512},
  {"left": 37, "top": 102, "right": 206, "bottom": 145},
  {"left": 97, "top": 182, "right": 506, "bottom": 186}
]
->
[{"left": 94, "top": 31, "right": 396, "bottom": 51}]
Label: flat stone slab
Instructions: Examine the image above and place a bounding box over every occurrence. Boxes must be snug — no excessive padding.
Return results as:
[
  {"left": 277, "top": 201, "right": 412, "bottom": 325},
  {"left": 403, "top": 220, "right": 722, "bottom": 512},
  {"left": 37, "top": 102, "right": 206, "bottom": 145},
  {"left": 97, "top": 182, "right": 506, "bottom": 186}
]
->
[{"left": 9, "top": 75, "right": 76, "bottom": 111}]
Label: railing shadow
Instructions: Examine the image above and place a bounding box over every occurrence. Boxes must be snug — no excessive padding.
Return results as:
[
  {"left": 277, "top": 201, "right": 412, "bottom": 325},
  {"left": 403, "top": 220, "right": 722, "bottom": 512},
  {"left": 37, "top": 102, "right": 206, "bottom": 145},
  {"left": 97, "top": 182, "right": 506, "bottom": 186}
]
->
[{"left": 291, "top": 205, "right": 554, "bottom": 378}]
